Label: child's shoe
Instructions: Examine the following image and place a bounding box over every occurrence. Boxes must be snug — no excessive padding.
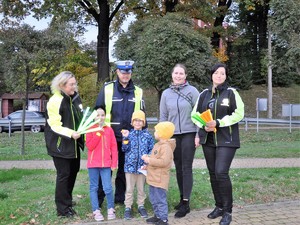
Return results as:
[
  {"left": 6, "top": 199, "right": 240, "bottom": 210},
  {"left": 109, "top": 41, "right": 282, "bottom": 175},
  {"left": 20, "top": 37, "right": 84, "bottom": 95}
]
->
[
  {"left": 107, "top": 208, "right": 116, "bottom": 220},
  {"left": 93, "top": 209, "right": 104, "bottom": 221},
  {"left": 155, "top": 219, "right": 169, "bottom": 225},
  {"left": 138, "top": 205, "right": 148, "bottom": 218},
  {"left": 146, "top": 215, "right": 160, "bottom": 224},
  {"left": 124, "top": 207, "right": 132, "bottom": 220}
]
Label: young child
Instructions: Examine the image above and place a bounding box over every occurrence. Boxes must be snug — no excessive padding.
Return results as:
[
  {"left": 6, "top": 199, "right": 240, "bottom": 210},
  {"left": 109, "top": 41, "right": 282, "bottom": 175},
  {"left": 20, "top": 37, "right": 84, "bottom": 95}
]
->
[
  {"left": 141, "top": 121, "right": 176, "bottom": 225},
  {"left": 121, "top": 110, "right": 155, "bottom": 220},
  {"left": 85, "top": 107, "right": 118, "bottom": 221}
]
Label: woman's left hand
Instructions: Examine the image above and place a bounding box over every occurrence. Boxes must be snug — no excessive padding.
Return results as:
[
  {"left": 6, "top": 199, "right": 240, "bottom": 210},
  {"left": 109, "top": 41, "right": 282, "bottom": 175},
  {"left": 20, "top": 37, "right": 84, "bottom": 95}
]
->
[{"left": 195, "top": 137, "right": 200, "bottom": 148}]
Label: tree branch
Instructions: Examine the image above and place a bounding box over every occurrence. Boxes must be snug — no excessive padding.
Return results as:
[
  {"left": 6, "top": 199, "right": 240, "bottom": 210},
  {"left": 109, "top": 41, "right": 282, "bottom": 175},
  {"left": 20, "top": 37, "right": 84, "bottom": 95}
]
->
[
  {"left": 77, "top": 0, "right": 99, "bottom": 20},
  {"left": 109, "top": 0, "right": 125, "bottom": 23}
]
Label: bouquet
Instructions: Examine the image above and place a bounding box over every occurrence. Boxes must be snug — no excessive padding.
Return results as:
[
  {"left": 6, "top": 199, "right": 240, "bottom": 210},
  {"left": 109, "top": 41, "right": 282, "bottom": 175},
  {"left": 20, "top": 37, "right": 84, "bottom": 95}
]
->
[
  {"left": 192, "top": 109, "right": 216, "bottom": 132},
  {"left": 77, "top": 107, "right": 101, "bottom": 134}
]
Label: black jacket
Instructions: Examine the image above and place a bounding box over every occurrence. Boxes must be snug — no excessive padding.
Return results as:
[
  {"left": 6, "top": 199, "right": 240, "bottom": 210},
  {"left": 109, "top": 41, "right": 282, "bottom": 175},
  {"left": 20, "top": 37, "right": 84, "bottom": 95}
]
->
[
  {"left": 95, "top": 79, "right": 145, "bottom": 141},
  {"left": 44, "top": 91, "right": 84, "bottom": 158},
  {"left": 193, "top": 82, "right": 244, "bottom": 148}
]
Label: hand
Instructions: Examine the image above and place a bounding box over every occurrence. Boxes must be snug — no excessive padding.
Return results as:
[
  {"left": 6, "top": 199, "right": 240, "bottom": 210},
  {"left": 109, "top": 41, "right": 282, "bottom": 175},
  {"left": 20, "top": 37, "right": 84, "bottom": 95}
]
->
[
  {"left": 206, "top": 120, "right": 216, "bottom": 128},
  {"left": 204, "top": 126, "right": 215, "bottom": 132},
  {"left": 142, "top": 154, "right": 150, "bottom": 164},
  {"left": 111, "top": 167, "right": 117, "bottom": 172},
  {"left": 195, "top": 137, "right": 200, "bottom": 148},
  {"left": 141, "top": 165, "right": 148, "bottom": 170},
  {"left": 121, "top": 129, "right": 129, "bottom": 137},
  {"left": 72, "top": 131, "right": 81, "bottom": 140}
]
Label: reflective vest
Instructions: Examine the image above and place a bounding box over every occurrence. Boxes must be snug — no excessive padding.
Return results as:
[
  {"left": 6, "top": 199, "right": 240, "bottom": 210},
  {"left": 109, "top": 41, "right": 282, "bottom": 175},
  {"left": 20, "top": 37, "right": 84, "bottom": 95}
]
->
[{"left": 104, "top": 82, "right": 143, "bottom": 125}]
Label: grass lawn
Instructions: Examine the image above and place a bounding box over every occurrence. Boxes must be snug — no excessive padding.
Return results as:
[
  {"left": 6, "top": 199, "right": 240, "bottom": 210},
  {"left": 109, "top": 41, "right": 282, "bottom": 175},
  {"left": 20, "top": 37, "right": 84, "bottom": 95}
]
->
[
  {"left": 1, "top": 128, "right": 299, "bottom": 160},
  {"left": 0, "top": 167, "right": 299, "bottom": 225},
  {"left": 0, "top": 126, "right": 299, "bottom": 224}
]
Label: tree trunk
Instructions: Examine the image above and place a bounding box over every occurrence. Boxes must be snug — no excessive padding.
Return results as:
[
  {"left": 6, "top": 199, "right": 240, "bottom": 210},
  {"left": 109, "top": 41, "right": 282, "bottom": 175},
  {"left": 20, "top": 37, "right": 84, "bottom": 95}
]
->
[
  {"left": 96, "top": 1, "right": 110, "bottom": 82},
  {"left": 211, "top": 0, "right": 232, "bottom": 49}
]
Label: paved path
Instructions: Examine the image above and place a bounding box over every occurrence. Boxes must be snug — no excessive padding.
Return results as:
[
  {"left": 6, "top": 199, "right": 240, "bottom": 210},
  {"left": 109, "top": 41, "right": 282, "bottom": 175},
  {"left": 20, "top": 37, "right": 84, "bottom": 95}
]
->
[
  {"left": 67, "top": 200, "right": 300, "bottom": 225},
  {"left": 1, "top": 158, "right": 300, "bottom": 170}
]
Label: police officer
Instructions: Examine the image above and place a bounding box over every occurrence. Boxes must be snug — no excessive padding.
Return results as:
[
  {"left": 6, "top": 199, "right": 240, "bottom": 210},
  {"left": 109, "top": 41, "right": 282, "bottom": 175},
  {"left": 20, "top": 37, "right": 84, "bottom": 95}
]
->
[{"left": 95, "top": 60, "right": 145, "bottom": 205}]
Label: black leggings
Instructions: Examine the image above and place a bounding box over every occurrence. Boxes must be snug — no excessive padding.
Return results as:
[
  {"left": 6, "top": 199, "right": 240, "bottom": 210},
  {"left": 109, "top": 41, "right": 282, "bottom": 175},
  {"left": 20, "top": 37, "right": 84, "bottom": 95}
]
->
[
  {"left": 202, "top": 145, "right": 236, "bottom": 213},
  {"left": 173, "top": 132, "right": 196, "bottom": 200}
]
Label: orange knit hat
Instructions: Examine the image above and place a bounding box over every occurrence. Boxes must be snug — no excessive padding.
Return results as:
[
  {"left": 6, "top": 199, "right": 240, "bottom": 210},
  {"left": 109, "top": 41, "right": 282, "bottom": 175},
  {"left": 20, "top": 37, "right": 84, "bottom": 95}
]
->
[{"left": 154, "top": 121, "right": 175, "bottom": 139}]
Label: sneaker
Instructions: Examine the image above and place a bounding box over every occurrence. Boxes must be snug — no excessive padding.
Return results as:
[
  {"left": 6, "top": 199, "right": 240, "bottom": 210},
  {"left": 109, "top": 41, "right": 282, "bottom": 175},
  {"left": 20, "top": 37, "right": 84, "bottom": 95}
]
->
[
  {"left": 219, "top": 212, "right": 232, "bottom": 225},
  {"left": 124, "top": 207, "right": 132, "bottom": 220},
  {"left": 207, "top": 207, "right": 223, "bottom": 219},
  {"left": 138, "top": 205, "right": 148, "bottom": 218},
  {"left": 155, "top": 219, "right": 169, "bottom": 225},
  {"left": 146, "top": 215, "right": 160, "bottom": 224},
  {"left": 107, "top": 208, "right": 116, "bottom": 220},
  {"left": 93, "top": 209, "right": 104, "bottom": 221}
]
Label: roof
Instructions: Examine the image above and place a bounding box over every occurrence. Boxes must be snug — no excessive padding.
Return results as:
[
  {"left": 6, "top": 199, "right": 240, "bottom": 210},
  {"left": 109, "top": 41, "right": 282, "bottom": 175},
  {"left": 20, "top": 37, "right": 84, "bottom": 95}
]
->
[{"left": 1, "top": 92, "right": 48, "bottom": 100}]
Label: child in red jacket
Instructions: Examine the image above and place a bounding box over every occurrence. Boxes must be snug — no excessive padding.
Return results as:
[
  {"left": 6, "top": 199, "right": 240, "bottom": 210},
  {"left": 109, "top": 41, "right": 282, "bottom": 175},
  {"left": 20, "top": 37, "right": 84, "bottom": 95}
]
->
[{"left": 86, "top": 108, "right": 118, "bottom": 221}]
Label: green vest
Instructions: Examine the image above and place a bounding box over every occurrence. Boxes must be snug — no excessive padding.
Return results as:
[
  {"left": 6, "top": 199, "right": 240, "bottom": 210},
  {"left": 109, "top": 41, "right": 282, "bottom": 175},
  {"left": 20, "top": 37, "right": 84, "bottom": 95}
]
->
[{"left": 104, "top": 82, "right": 143, "bottom": 125}]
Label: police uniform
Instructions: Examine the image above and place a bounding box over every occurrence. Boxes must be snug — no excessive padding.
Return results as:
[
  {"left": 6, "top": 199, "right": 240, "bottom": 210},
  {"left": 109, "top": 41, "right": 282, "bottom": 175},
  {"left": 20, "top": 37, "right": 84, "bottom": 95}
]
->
[{"left": 95, "top": 60, "right": 145, "bottom": 204}]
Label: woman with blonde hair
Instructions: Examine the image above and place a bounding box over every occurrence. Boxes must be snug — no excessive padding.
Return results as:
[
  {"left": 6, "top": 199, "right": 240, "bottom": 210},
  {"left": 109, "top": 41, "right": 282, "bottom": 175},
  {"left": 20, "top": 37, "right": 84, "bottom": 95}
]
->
[{"left": 44, "top": 71, "right": 85, "bottom": 217}]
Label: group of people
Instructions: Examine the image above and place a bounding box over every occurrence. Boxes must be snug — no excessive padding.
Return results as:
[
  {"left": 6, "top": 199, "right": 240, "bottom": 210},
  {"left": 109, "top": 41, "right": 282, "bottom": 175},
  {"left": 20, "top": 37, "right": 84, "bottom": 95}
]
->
[{"left": 44, "top": 60, "right": 244, "bottom": 225}]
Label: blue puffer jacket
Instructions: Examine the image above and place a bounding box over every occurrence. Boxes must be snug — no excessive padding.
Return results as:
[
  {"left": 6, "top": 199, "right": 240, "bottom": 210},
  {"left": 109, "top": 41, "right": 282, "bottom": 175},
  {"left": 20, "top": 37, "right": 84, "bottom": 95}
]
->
[{"left": 122, "top": 129, "right": 154, "bottom": 174}]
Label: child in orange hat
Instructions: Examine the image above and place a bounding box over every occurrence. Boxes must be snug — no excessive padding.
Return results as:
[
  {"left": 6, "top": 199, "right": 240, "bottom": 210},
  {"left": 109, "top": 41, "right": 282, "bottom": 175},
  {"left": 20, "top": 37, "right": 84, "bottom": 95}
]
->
[{"left": 121, "top": 110, "right": 154, "bottom": 220}]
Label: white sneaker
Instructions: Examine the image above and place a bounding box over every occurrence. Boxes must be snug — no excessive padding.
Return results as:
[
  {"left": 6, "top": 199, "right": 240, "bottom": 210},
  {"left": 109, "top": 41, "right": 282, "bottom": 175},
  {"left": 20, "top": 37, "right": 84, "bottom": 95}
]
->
[
  {"left": 107, "top": 208, "right": 116, "bottom": 220},
  {"left": 93, "top": 209, "right": 104, "bottom": 221}
]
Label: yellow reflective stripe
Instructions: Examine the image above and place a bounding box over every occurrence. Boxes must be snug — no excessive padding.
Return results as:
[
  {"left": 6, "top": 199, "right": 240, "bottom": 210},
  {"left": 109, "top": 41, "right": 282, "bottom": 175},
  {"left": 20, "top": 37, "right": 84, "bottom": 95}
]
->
[
  {"left": 104, "top": 83, "right": 143, "bottom": 126},
  {"left": 104, "top": 83, "right": 114, "bottom": 125},
  {"left": 134, "top": 86, "right": 142, "bottom": 111}
]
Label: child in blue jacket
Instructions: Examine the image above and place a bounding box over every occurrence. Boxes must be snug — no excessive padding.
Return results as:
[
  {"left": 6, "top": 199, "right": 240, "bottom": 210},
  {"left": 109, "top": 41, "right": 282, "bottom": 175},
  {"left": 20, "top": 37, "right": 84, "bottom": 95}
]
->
[{"left": 121, "top": 110, "right": 154, "bottom": 220}]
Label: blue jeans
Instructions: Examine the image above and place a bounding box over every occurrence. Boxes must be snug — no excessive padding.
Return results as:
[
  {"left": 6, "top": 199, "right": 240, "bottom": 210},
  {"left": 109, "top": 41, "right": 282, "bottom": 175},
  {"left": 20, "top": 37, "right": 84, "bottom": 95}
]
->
[
  {"left": 88, "top": 168, "right": 114, "bottom": 211},
  {"left": 149, "top": 185, "right": 168, "bottom": 221}
]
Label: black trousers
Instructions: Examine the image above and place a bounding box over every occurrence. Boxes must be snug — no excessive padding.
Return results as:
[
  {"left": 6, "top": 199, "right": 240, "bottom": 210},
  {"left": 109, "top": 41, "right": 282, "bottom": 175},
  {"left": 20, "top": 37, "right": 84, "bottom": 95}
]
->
[
  {"left": 173, "top": 132, "right": 196, "bottom": 201},
  {"left": 202, "top": 145, "right": 236, "bottom": 213},
  {"left": 98, "top": 141, "right": 126, "bottom": 205},
  {"left": 52, "top": 152, "right": 80, "bottom": 214}
]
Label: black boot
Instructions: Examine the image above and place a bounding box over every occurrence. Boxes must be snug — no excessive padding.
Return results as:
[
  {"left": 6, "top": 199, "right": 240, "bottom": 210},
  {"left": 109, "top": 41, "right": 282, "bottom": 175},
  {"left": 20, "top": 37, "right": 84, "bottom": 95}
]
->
[
  {"left": 174, "top": 200, "right": 190, "bottom": 218},
  {"left": 219, "top": 212, "right": 232, "bottom": 225},
  {"left": 174, "top": 195, "right": 183, "bottom": 210}
]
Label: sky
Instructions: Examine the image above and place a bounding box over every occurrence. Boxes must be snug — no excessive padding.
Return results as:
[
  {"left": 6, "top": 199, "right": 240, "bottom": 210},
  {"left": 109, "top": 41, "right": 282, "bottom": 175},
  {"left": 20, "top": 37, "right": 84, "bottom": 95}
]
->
[{"left": 23, "top": 15, "right": 134, "bottom": 61}]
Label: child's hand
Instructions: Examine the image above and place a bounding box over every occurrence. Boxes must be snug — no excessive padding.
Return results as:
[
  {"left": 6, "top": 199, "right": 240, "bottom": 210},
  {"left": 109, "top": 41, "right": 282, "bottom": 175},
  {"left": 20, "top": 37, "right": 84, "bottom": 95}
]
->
[
  {"left": 111, "top": 167, "right": 117, "bottom": 172},
  {"left": 141, "top": 165, "right": 148, "bottom": 170},
  {"left": 121, "top": 129, "right": 129, "bottom": 137},
  {"left": 142, "top": 154, "right": 150, "bottom": 164}
]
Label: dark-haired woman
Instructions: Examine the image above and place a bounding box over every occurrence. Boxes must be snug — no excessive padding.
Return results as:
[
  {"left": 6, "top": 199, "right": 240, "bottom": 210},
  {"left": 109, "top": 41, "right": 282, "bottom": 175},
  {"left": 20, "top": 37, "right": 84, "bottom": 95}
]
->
[{"left": 192, "top": 63, "right": 244, "bottom": 225}]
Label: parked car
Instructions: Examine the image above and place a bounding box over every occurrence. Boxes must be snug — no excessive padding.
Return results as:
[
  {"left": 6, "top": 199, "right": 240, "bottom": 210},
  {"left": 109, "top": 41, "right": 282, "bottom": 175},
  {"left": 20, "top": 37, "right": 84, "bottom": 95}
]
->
[{"left": 0, "top": 110, "right": 46, "bottom": 133}]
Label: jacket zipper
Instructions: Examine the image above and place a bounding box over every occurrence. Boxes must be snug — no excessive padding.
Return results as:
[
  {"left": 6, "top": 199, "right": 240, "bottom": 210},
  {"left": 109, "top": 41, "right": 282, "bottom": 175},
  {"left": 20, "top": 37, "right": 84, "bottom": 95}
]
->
[
  {"left": 214, "top": 90, "right": 219, "bottom": 146},
  {"left": 70, "top": 96, "right": 77, "bottom": 158},
  {"left": 176, "top": 91, "right": 181, "bottom": 133}
]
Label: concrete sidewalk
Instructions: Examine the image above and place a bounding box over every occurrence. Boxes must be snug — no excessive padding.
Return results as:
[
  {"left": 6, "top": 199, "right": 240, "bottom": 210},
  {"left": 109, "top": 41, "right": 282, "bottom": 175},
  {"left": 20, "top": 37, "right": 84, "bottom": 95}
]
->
[
  {"left": 0, "top": 158, "right": 300, "bottom": 170},
  {"left": 67, "top": 200, "right": 300, "bottom": 225}
]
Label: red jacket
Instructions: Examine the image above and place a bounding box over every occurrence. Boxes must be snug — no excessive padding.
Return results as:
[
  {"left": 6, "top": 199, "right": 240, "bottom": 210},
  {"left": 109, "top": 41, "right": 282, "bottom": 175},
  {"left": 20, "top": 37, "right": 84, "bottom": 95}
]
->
[{"left": 86, "top": 124, "right": 118, "bottom": 169}]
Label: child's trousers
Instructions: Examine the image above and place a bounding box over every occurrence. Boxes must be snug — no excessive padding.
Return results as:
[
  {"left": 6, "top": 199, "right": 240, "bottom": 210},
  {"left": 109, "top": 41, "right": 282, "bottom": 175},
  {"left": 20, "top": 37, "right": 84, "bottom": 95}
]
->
[
  {"left": 149, "top": 185, "right": 168, "bottom": 221},
  {"left": 125, "top": 173, "right": 146, "bottom": 208}
]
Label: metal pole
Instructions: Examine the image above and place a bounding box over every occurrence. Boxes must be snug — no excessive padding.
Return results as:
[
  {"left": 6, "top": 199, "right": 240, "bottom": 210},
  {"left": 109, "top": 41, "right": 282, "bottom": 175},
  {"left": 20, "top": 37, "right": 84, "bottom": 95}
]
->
[
  {"left": 257, "top": 110, "right": 259, "bottom": 133},
  {"left": 8, "top": 119, "right": 11, "bottom": 137},
  {"left": 289, "top": 104, "right": 292, "bottom": 133}
]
